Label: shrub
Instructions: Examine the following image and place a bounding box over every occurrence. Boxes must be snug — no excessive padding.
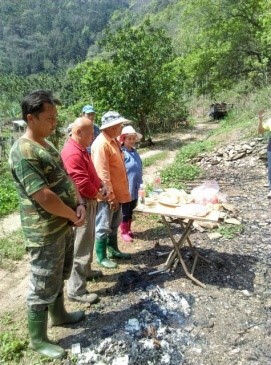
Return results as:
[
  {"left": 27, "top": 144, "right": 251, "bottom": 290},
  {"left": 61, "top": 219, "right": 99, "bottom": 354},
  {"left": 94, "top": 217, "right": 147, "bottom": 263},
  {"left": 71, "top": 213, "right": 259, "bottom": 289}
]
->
[{"left": 0, "top": 163, "right": 19, "bottom": 217}]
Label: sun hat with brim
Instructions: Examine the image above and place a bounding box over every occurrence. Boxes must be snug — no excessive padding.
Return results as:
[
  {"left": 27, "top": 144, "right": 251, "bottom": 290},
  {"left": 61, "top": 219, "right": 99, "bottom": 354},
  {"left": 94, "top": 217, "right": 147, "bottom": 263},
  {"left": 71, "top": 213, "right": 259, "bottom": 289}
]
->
[
  {"left": 82, "top": 105, "right": 95, "bottom": 114},
  {"left": 119, "top": 125, "right": 142, "bottom": 143},
  {"left": 100, "top": 111, "right": 132, "bottom": 130}
]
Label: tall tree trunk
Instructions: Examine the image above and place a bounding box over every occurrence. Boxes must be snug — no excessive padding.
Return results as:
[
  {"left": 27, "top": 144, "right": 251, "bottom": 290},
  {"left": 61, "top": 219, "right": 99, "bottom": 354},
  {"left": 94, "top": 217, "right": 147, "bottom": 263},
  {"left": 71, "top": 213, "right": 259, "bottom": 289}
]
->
[{"left": 138, "top": 113, "right": 147, "bottom": 142}]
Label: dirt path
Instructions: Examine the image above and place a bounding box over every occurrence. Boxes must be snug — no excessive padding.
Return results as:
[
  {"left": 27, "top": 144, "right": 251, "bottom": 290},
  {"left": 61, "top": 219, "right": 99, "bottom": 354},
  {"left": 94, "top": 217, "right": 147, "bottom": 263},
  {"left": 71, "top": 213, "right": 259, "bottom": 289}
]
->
[
  {"left": 0, "top": 212, "right": 21, "bottom": 238},
  {"left": 0, "top": 259, "right": 29, "bottom": 314},
  {"left": 140, "top": 121, "right": 218, "bottom": 181}
]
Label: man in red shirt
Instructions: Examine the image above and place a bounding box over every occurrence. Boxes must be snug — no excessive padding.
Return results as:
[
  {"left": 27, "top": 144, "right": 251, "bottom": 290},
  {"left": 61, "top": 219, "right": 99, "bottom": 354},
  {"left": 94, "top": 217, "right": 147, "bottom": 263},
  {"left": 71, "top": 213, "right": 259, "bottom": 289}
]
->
[{"left": 61, "top": 117, "right": 108, "bottom": 303}]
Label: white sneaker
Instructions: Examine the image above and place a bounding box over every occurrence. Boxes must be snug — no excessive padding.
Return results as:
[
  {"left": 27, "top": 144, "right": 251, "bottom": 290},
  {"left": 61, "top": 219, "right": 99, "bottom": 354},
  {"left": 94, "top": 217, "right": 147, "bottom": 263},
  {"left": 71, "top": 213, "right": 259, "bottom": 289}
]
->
[{"left": 267, "top": 191, "right": 271, "bottom": 199}]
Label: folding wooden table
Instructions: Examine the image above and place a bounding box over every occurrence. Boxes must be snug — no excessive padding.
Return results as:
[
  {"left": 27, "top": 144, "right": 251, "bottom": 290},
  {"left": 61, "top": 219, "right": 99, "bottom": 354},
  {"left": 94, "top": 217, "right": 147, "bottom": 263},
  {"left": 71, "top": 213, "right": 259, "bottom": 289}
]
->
[{"left": 135, "top": 202, "right": 220, "bottom": 288}]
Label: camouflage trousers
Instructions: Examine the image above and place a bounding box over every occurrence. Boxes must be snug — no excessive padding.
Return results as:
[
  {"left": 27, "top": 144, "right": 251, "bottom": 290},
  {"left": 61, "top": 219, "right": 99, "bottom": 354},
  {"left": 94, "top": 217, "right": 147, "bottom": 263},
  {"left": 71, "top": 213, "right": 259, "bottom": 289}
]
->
[{"left": 26, "top": 225, "right": 74, "bottom": 311}]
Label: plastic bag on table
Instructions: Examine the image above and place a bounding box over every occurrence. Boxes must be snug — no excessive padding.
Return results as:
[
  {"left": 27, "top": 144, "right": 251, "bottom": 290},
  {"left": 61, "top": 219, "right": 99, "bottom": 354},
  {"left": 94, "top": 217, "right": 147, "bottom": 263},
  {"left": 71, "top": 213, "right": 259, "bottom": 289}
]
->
[{"left": 191, "top": 180, "right": 221, "bottom": 205}]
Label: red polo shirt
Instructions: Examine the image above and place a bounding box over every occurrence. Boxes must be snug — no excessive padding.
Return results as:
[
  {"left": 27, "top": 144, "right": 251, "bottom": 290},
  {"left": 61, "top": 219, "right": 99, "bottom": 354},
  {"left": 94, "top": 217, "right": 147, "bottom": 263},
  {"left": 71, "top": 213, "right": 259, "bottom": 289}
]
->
[{"left": 61, "top": 138, "right": 101, "bottom": 199}]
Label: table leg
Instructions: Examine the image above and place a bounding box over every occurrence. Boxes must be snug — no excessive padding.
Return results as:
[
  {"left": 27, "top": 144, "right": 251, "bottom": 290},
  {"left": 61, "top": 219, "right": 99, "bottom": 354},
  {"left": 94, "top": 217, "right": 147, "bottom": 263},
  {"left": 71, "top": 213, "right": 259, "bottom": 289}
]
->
[
  {"left": 178, "top": 218, "right": 211, "bottom": 265},
  {"left": 149, "top": 217, "right": 206, "bottom": 288},
  {"left": 148, "top": 218, "right": 192, "bottom": 275}
]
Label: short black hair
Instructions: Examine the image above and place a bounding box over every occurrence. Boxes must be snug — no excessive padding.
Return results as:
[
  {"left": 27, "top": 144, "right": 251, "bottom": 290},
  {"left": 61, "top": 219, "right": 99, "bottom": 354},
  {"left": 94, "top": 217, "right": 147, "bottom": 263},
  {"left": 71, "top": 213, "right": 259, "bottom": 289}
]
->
[{"left": 21, "top": 90, "right": 61, "bottom": 122}]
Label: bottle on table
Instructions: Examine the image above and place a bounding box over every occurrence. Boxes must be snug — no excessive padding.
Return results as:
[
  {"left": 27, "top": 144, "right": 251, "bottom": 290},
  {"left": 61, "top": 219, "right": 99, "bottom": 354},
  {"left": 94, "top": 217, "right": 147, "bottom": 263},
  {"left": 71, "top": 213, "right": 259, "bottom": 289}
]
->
[
  {"left": 153, "top": 173, "right": 163, "bottom": 194},
  {"left": 138, "top": 183, "right": 146, "bottom": 204}
]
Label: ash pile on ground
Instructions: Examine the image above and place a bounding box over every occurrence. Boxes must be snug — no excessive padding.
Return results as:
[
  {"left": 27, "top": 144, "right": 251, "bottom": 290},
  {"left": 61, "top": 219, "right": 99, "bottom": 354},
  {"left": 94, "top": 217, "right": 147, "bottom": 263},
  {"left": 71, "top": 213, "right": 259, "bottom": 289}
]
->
[{"left": 75, "top": 286, "right": 192, "bottom": 365}]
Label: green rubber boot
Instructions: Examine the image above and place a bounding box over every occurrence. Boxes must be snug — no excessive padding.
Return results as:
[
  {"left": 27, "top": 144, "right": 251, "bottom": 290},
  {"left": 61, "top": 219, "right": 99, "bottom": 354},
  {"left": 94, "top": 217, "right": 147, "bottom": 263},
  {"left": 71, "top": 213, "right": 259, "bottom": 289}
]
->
[
  {"left": 95, "top": 238, "right": 117, "bottom": 269},
  {"left": 107, "top": 234, "right": 131, "bottom": 260},
  {"left": 28, "top": 309, "right": 65, "bottom": 359},
  {"left": 49, "top": 294, "right": 85, "bottom": 326}
]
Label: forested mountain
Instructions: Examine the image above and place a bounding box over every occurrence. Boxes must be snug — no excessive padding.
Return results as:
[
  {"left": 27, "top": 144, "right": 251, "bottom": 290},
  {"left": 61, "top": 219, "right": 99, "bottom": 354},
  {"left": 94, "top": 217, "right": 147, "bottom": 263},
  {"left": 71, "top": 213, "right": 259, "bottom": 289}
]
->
[
  {"left": 0, "top": 0, "right": 128, "bottom": 75},
  {"left": 1, "top": 0, "right": 271, "bottom": 139},
  {"left": 1, "top": 0, "right": 270, "bottom": 89}
]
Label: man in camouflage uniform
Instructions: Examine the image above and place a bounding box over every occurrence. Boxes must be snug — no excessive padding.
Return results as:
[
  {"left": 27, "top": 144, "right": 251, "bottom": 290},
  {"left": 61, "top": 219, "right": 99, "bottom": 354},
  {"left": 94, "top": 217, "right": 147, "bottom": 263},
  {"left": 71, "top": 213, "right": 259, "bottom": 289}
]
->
[{"left": 9, "top": 90, "right": 86, "bottom": 359}]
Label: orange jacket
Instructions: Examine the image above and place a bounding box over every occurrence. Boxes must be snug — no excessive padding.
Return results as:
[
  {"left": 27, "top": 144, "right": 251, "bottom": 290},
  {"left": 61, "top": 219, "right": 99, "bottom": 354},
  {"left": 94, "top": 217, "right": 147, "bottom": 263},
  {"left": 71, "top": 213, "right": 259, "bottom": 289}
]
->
[{"left": 91, "top": 131, "right": 131, "bottom": 203}]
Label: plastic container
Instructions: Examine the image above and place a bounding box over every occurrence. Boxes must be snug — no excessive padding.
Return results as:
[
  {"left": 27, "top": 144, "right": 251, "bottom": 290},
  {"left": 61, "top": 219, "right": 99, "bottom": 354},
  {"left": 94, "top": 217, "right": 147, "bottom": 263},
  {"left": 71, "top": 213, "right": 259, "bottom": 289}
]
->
[
  {"left": 153, "top": 173, "right": 163, "bottom": 194},
  {"left": 138, "top": 184, "right": 146, "bottom": 204}
]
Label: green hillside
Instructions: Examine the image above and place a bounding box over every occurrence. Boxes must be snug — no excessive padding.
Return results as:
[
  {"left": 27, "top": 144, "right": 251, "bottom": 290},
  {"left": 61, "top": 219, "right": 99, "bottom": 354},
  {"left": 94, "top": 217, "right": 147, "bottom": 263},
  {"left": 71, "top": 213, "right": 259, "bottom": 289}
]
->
[{"left": 0, "top": 0, "right": 128, "bottom": 75}]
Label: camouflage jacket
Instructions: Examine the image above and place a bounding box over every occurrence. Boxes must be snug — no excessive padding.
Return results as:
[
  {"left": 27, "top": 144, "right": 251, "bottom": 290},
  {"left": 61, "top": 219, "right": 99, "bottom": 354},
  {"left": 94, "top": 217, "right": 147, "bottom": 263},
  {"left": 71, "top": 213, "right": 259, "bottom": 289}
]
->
[{"left": 9, "top": 138, "right": 77, "bottom": 247}]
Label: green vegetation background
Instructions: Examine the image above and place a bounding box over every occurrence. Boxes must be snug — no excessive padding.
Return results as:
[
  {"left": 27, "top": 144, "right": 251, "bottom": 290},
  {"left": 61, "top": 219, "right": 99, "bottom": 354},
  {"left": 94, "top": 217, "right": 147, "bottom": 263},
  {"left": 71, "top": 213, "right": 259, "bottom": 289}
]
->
[
  {"left": 1, "top": 0, "right": 270, "bottom": 126},
  {"left": 1, "top": 0, "right": 271, "bottom": 219}
]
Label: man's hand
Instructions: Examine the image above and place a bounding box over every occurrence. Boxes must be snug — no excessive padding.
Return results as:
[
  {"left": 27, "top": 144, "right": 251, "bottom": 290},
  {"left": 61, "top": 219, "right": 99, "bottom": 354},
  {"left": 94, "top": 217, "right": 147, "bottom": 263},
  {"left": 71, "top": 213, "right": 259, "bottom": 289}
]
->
[
  {"left": 109, "top": 199, "right": 119, "bottom": 211},
  {"left": 32, "top": 187, "right": 85, "bottom": 225},
  {"left": 100, "top": 182, "right": 110, "bottom": 199},
  {"left": 74, "top": 205, "right": 86, "bottom": 227},
  {"left": 96, "top": 191, "right": 108, "bottom": 201}
]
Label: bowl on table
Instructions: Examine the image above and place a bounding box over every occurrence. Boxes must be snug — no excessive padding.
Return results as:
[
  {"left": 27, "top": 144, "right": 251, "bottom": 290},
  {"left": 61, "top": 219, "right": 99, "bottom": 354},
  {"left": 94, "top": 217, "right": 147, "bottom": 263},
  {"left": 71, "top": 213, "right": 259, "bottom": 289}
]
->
[
  {"left": 144, "top": 197, "right": 155, "bottom": 206},
  {"left": 148, "top": 191, "right": 160, "bottom": 201}
]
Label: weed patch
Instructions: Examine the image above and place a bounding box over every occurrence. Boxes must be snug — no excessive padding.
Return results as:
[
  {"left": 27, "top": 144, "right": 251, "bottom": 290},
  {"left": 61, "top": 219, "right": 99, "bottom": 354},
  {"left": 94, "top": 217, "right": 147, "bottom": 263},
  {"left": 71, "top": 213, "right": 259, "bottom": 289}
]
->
[
  {"left": 161, "top": 163, "right": 201, "bottom": 188},
  {"left": 217, "top": 224, "right": 243, "bottom": 239},
  {"left": 0, "top": 229, "right": 25, "bottom": 269},
  {"left": 175, "top": 140, "right": 215, "bottom": 162},
  {"left": 0, "top": 332, "right": 28, "bottom": 363},
  {"left": 142, "top": 151, "right": 169, "bottom": 168},
  {"left": 160, "top": 140, "right": 214, "bottom": 188},
  {"left": 0, "top": 163, "right": 18, "bottom": 218}
]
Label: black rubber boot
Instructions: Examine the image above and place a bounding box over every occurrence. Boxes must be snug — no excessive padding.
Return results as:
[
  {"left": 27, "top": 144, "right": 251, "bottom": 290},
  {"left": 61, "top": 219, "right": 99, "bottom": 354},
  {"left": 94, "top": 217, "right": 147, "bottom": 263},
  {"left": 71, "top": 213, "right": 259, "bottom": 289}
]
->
[
  {"left": 28, "top": 309, "right": 65, "bottom": 359},
  {"left": 107, "top": 234, "right": 131, "bottom": 259},
  {"left": 49, "top": 294, "right": 85, "bottom": 326}
]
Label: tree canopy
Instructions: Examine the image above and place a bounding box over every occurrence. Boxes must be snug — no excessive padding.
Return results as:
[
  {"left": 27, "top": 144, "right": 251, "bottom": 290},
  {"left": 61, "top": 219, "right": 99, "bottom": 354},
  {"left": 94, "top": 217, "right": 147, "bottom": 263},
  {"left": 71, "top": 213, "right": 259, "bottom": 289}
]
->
[
  {"left": 65, "top": 20, "right": 187, "bottom": 138},
  {"left": 178, "top": 0, "right": 270, "bottom": 94}
]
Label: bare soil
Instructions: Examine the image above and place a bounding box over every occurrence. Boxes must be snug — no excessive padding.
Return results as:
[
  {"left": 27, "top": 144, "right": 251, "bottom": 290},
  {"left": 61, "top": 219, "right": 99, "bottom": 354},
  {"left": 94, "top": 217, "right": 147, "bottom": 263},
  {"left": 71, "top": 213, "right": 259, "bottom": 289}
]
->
[{"left": 1, "top": 120, "right": 270, "bottom": 365}]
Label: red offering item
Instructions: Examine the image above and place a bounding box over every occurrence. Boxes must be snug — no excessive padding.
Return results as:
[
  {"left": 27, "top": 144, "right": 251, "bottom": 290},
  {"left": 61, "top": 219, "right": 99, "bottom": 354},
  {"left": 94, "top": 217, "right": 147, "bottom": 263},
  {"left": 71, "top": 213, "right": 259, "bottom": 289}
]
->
[{"left": 191, "top": 180, "right": 220, "bottom": 205}]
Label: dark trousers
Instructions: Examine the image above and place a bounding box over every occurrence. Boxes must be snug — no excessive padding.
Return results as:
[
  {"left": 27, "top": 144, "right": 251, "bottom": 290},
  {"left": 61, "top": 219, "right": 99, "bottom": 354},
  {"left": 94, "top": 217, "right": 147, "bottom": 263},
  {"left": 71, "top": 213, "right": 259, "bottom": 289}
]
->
[{"left": 122, "top": 199, "right": 138, "bottom": 222}]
